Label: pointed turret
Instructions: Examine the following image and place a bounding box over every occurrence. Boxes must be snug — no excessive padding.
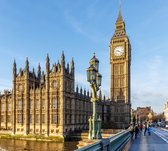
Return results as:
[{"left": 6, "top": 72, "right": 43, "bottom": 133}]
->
[
  {"left": 87, "top": 90, "right": 89, "bottom": 98},
  {"left": 84, "top": 89, "right": 86, "bottom": 96},
  {"left": 61, "top": 51, "right": 65, "bottom": 74},
  {"left": 80, "top": 87, "right": 83, "bottom": 94},
  {"left": 76, "top": 85, "right": 79, "bottom": 93},
  {"left": 25, "top": 57, "right": 29, "bottom": 72},
  {"left": 70, "top": 58, "right": 74, "bottom": 75},
  {"left": 61, "top": 51, "right": 65, "bottom": 66},
  {"left": 46, "top": 53, "right": 49, "bottom": 65},
  {"left": 57, "top": 60, "right": 60, "bottom": 65},
  {"left": 13, "top": 59, "right": 17, "bottom": 77},
  {"left": 67, "top": 63, "right": 69, "bottom": 73},
  {"left": 46, "top": 53, "right": 50, "bottom": 75},
  {"left": 99, "top": 90, "right": 102, "bottom": 101},
  {"left": 71, "top": 58, "right": 74, "bottom": 67},
  {"left": 32, "top": 67, "right": 35, "bottom": 77},
  {"left": 57, "top": 60, "right": 61, "bottom": 71},
  {"left": 116, "top": 5, "right": 123, "bottom": 22},
  {"left": 38, "top": 63, "right": 41, "bottom": 79}
]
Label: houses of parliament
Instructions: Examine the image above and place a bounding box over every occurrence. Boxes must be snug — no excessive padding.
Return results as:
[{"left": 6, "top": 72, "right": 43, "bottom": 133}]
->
[{"left": 0, "top": 9, "right": 131, "bottom": 139}]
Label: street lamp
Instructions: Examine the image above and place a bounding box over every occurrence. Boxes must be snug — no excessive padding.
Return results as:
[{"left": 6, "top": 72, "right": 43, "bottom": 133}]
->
[
  {"left": 86, "top": 53, "right": 102, "bottom": 139},
  {"left": 87, "top": 64, "right": 96, "bottom": 84}
]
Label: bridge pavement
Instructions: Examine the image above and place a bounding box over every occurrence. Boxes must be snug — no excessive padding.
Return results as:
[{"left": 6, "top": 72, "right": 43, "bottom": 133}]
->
[{"left": 128, "top": 128, "right": 168, "bottom": 151}]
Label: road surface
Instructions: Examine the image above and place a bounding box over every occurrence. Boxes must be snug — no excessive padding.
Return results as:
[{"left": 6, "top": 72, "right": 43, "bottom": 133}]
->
[{"left": 128, "top": 128, "right": 168, "bottom": 151}]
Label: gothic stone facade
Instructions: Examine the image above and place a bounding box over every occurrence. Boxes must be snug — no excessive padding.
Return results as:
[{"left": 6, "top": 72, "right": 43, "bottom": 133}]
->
[{"left": 0, "top": 53, "right": 104, "bottom": 138}]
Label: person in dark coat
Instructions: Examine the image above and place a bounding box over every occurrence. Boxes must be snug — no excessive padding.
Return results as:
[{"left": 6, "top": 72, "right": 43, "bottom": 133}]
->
[
  {"left": 144, "top": 123, "right": 147, "bottom": 136},
  {"left": 134, "top": 124, "right": 139, "bottom": 139},
  {"left": 140, "top": 123, "right": 143, "bottom": 131}
]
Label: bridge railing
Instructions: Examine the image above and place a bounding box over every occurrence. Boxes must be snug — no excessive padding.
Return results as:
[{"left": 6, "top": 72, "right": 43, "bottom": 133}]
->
[{"left": 75, "top": 130, "right": 131, "bottom": 151}]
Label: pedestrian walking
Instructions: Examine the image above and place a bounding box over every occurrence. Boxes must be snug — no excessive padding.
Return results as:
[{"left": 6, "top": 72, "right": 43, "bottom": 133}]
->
[
  {"left": 134, "top": 124, "right": 139, "bottom": 139},
  {"left": 147, "top": 125, "right": 151, "bottom": 136},
  {"left": 129, "top": 124, "right": 134, "bottom": 139},
  {"left": 144, "top": 123, "right": 147, "bottom": 136},
  {"left": 140, "top": 123, "right": 143, "bottom": 131}
]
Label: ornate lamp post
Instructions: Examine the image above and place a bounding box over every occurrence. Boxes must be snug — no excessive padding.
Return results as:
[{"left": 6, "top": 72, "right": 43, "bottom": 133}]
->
[{"left": 86, "top": 53, "right": 102, "bottom": 139}]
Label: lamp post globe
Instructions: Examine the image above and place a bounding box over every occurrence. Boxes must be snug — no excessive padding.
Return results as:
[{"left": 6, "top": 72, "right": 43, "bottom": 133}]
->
[
  {"left": 89, "top": 52, "right": 99, "bottom": 72},
  {"left": 97, "top": 73, "right": 102, "bottom": 87},
  {"left": 87, "top": 65, "right": 97, "bottom": 83}
]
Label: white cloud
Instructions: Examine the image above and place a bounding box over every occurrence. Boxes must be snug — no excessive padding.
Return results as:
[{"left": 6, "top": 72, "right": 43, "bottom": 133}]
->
[{"left": 132, "top": 55, "right": 168, "bottom": 113}]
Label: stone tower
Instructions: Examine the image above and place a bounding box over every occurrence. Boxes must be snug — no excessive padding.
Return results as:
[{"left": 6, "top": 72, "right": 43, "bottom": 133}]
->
[
  {"left": 109, "top": 7, "right": 131, "bottom": 128},
  {"left": 110, "top": 8, "right": 131, "bottom": 103}
]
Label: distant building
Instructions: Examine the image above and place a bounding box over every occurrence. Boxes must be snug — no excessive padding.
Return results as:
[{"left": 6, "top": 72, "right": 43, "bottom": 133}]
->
[
  {"left": 133, "top": 106, "right": 154, "bottom": 123},
  {"left": 163, "top": 99, "right": 168, "bottom": 121}
]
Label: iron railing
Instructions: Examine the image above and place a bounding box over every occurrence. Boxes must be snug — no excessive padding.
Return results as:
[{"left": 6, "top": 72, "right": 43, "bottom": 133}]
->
[{"left": 75, "top": 130, "right": 131, "bottom": 151}]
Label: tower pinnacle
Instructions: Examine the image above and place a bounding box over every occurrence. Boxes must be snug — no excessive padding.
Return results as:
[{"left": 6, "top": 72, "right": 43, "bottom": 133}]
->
[
  {"left": 25, "top": 57, "right": 29, "bottom": 72},
  {"left": 13, "top": 59, "right": 17, "bottom": 77},
  {"left": 117, "top": 0, "right": 123, "bottom": 22},
  {"left": 113, "top": 0, "right": 126, "bottom": 35}
]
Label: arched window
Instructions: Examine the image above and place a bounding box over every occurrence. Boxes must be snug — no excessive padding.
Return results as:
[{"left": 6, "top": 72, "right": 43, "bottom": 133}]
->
[
  {"left": 30, "top": 100, "right": 34, "bottom": 109},
  {"left": 52, "top": 80, "right": 57, "bottom": 89},
  {"left": 52, "top": 114, "right": 57, "bottom": 124},
  {"left": 18, "top": 84, "right": 23, "bottom": 92},
  {"left": 18, "top": 100, "right": 22, "bottom": 110},
  {"left": 8, "top": 103, "right": 11, "bottom": 111},
  {"left": 1, "top": 103, "right": 5, "bottom": 111},
  {"left": 52, "top": 99, "right": 57, "bottom": 109},
  {"left": 120, "top": 64, "right": 124, "bottom": 74},
  {"left": 42, "top": 99, "right": 45, "bottom": 109},
  {"left": 18, "top": 114, "right": 23, "bottom": 123},
  {"left": 35, "top": 100, "right": 40, "bottom": 109}
]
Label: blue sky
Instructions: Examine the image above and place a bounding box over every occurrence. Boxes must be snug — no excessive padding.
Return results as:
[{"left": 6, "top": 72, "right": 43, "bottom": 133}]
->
[{"left": 0, "top": 0, "right": 168, "bottom": 113}]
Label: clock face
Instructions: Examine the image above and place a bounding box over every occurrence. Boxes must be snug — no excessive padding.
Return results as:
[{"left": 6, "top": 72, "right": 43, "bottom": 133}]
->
[{"left": 114, "top": 46, "right": 124, "bottom": 56}]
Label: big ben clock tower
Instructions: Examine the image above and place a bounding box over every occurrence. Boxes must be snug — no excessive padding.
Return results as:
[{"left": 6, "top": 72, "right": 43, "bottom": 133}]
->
[
  {"left": 110, "top": 8, "right": 131, "bottom": 103},
  {"left": 109, "top": 7, "right": 131, "bottom": 128}
]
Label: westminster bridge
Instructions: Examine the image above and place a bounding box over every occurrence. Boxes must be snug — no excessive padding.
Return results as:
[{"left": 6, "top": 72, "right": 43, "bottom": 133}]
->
[{"left": 75, "top": 128, "right": 168, "bottom": 151}]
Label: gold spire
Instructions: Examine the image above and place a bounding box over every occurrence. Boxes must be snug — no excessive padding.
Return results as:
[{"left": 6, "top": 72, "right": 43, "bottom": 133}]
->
[
  {"left": 114, "top": 0, "right": 126, "bottom": 33},
  {"left": 117, "top": 0, "right": 123, "bottom": 22}
]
